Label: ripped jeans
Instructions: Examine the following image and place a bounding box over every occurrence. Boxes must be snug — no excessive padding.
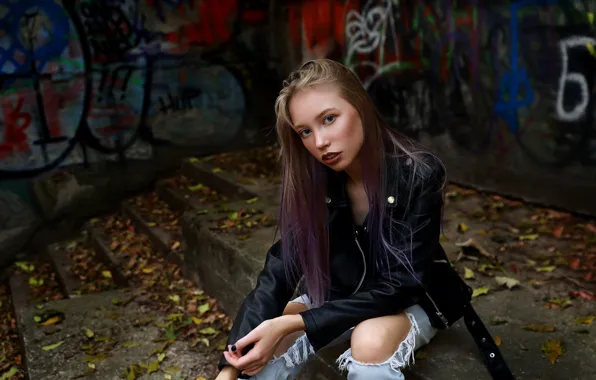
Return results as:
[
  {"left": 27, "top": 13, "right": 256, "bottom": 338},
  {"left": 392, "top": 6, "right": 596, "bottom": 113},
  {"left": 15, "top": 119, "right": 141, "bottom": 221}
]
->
[{"left": 244, "top": 295, "right": 437, "bottom": 380}]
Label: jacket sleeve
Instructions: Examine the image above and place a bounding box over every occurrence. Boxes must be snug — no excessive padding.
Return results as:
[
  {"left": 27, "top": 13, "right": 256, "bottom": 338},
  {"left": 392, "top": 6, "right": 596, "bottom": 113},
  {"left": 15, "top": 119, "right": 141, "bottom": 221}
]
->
[
  {"left": 299, "top": 163, "right": 444, "bottom": 351},
  {"left": 218, "top": 240, "right": 297, "bottom": 376}
]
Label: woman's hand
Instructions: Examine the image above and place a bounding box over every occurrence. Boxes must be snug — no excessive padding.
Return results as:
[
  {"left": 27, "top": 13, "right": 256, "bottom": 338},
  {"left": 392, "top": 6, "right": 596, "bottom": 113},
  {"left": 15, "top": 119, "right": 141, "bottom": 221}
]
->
[{"left": 223, "top": 315, "right": 305, "bottom": 376}]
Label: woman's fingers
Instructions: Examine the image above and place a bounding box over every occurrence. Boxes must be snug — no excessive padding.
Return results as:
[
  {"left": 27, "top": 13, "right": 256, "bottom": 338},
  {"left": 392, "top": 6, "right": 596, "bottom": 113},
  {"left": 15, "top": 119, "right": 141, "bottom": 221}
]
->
[
  {"left": 233, "top": 326, "right": 262, "bottom": 354},
  {"left": 227, "top": 345, "right": 242, "bottom": 360}
]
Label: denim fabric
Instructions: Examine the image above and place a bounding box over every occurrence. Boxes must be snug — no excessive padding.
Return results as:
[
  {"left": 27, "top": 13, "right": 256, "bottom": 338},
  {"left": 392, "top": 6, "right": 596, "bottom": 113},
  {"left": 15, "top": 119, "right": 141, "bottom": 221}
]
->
[{"left": 242, "top": 295, "right": 437, "bottom": 379}]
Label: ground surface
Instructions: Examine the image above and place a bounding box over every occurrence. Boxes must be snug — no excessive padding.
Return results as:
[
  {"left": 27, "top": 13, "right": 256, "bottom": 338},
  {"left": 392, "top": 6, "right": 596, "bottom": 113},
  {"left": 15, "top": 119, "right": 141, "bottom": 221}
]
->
[{"left": 1, "top": 145, "right": 595, "bottom": 380}]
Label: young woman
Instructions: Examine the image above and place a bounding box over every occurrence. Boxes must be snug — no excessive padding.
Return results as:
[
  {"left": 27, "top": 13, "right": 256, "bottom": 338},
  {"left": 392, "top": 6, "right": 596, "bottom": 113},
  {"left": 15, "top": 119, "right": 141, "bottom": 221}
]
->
[{"left": 214, "top": 59, "right": 470, "bottom": 380}]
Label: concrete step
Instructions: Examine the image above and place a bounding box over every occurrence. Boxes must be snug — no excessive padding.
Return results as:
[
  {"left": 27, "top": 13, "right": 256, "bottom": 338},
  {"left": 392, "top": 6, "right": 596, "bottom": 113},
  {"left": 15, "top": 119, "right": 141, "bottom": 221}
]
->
[
  {"left": 46, "top": 243, "right": 85, "bottom": 299},
  {"left": 15, "top": 289, "right": 220, "bottom": 380},
  {"left": 121, "top": 200, "right": 184, "bottom": 269}
]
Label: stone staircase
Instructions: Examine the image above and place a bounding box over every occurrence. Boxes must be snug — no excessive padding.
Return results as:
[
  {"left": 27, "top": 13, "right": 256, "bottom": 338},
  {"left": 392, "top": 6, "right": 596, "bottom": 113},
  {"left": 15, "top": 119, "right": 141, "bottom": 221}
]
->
[{"left": 4, "top": 148, "right": 596, "bottom": 380}]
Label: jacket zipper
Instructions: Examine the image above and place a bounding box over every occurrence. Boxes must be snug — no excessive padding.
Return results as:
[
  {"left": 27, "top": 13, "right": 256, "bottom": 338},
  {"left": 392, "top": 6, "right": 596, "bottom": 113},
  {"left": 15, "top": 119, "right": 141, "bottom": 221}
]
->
[
  {"left": 352, "top": 229, "right": 367, "bottom": 295},
  {"left": 424, "top": 289, "right": 449, "bottom": 328}
]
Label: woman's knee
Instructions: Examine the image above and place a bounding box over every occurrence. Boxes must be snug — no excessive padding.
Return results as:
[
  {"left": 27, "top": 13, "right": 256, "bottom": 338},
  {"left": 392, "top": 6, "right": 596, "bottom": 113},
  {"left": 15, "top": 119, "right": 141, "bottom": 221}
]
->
[{"left": 350, "top": 312, "right": 412, "bottom": 363}]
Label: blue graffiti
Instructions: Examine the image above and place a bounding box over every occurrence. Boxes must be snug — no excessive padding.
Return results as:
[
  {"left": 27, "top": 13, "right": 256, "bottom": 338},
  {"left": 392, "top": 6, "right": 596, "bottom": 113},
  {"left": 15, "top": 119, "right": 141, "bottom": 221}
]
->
[
  {"left": 0, "top": 0, "right": 70, "bottom": 84},
  {"left": 493, "top": 0, "right": 560, "bottom": 133}
]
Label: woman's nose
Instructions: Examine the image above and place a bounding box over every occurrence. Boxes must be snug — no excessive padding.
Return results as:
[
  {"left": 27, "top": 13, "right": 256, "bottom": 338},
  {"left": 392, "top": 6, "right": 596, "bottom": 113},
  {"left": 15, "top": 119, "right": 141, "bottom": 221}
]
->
[{"left": 314, "top": 131, "right": 330, "bottom": 149}]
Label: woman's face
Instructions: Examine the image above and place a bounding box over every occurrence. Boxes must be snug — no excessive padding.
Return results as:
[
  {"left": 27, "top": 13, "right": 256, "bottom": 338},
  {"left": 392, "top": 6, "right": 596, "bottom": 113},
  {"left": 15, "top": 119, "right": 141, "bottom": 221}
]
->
[{"left": 289, "top": 84, "right": 364, "bottom": 172}]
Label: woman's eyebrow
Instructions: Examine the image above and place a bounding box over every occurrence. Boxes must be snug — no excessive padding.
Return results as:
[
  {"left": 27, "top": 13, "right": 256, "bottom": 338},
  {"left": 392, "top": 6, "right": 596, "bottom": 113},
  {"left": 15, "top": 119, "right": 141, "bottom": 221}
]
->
[{"left": 294, "top": 108, "right": 338, "bottom": 129}]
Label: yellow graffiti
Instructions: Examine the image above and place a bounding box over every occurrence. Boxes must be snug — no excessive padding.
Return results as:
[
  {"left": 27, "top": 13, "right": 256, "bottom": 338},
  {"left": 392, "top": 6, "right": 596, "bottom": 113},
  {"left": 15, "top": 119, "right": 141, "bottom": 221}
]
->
[{"left": 587, "top": 42, "right": 596, "bottom": 57}]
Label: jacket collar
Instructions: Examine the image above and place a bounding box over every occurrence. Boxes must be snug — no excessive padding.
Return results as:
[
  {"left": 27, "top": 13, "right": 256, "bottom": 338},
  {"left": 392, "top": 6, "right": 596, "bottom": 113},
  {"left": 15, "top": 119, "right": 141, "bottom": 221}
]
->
[{"left": 325, "top": 155, "right": 412, "bottom": 209}]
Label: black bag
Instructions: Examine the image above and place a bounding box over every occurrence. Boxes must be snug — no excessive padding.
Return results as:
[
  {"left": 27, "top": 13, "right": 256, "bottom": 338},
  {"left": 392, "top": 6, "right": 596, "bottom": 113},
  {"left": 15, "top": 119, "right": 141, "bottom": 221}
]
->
[{"left": 420, "top": 259, "right": 516, "bottom": 380}]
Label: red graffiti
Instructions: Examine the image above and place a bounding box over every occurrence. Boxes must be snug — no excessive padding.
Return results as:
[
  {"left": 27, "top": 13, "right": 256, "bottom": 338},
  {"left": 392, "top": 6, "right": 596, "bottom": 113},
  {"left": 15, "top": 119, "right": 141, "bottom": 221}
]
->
[
  {"left": 165, "top": 0, "right": 238, "bottom": 48},
  {"left": 0, "top": 96, "right": 32, "bottom": 160},
  {"left": 42, "top": 79, "right": 83, "bottom": 138},
  {"left": 289, "top": 0, "right": 359, "bottom": 58}
]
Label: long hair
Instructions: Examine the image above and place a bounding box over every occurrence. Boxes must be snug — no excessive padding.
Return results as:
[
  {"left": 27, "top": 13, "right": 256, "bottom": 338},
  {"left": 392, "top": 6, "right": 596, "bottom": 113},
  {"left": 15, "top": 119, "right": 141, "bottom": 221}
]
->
[{"left": 274, "top": 59, "right": 444, "bottom": 307}]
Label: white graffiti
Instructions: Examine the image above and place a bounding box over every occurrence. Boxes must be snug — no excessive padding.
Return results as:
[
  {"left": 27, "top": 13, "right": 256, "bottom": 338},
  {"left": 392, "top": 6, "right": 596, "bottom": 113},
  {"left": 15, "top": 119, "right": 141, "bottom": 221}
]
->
[
  {"left": 345, "top": 0, "right": 397, "bottom": 89},
  {"left": 345, "top": 0, "right": 392, "bottom": 58},
  {"left": 556, "top": 36, "right": 596, "bottom": 122}
]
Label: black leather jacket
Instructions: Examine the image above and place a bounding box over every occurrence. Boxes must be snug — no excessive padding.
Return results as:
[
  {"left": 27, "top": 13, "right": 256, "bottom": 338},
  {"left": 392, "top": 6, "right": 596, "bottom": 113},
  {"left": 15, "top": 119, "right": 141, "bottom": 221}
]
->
[{"left": 218, "top": 154, "right": 468, "bottom": 376}]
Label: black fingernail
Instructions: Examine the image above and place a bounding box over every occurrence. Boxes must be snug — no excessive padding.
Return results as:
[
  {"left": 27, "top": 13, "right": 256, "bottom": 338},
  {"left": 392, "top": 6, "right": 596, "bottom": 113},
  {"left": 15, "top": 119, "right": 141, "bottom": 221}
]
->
[{"left": 231, "top": 345, "right": 237, "bottom": 352}]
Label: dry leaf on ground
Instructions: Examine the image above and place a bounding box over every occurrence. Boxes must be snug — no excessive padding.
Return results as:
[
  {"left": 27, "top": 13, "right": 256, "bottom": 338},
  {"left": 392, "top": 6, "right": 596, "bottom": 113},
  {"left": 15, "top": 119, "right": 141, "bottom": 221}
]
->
[
  {"left": 523, "top": 324, "right": 556, "bottom": 332},
  {"left": 542, "top": 339, "right": 563, "bottom": 364}
]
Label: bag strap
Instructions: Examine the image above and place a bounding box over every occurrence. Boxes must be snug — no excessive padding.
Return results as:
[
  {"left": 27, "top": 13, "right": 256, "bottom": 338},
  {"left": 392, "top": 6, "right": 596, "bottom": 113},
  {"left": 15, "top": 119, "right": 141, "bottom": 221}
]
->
[{"left": 462, "top": 303, "right": 516, "bottom": 380}]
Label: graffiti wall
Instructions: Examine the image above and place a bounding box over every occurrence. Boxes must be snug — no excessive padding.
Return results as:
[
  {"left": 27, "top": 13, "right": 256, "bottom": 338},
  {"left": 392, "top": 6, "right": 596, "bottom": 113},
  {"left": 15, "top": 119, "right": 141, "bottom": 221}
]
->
[
  {"left": 0, "top": 0, "right": 277, "bottom": 263},
  {"left": 287, "top": 0, "right": 596, "bottom": 214},
  {"left": 0, "top": 0, "right": 275, "bottom": 179}
]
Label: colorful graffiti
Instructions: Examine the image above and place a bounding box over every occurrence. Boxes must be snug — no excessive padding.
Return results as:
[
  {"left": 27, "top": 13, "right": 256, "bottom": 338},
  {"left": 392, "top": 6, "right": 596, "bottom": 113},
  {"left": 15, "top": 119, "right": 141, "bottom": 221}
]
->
[
  {"left": 288, "top": 0, "right": 596, "bottom": 168},
  {"left": 0, "top": 0, "right": 271, "bottom": 179}
]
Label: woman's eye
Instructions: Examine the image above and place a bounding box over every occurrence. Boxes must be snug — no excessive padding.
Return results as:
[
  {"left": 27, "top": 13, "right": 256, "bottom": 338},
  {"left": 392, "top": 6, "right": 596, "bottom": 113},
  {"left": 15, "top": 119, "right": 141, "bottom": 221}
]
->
[
  {"left": 323, "top": 115, "right": 335, "bottom": 124},
  {"left": 299, "top": 129, "right": 311, "bottom": 137}
]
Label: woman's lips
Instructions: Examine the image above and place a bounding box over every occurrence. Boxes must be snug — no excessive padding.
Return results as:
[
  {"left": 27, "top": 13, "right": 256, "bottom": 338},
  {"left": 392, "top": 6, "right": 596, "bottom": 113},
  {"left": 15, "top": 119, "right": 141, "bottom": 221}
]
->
[{"left": 322, "top": 152, "right": 341, "bottom": 164}]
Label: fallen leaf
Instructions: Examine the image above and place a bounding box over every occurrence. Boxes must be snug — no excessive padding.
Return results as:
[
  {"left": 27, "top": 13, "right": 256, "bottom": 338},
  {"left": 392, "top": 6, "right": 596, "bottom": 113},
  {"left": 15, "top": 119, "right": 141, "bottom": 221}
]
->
[
  {"left": 168, "top": 294, "right": 180, "bottom": 303},
  {"left": 123, "top": 364, "right": 138, "bottom": 380},
  {"left": 187, "top": 157, "right": 201, "bottom": 163},
  {"left": 472, "top": 287, "right": 489, "bottom": 298},
  {"left": 574, "top": 316, "right": 595, "bottom": 325},
  {"left": 199, "top": 327, "right": 219, "bottom": 335},
  {"left": 585, "top": 224, "right": 596, "bottom": 234},
  {"left": 83, "top": 327, "right": 94, "bottom": 338},
  {"left": 15, "top": 262, "right": 35, "bottom": 273},
  {"left": 171, "top": 241, "right": 181, "bottom": 250},
  {"left": 456, "top": 239, "right": 492, "bottom": 258},
  {"left": 568, "top": 257, "right": 581, "bottom": 270},
  {"left": 246, "top": 197, "right": 259, "bottom": 204},
  {"left": 542, "top": 339, "right": 563, "bottom": 364},
  {"left": 197, "top": 303, "right": 210, "bottom": 314},
  {"left": 494, "top": 336, "right": 502, "bottom": 346},
  {"left": 570, "top": 290, "right": 596, "bottom": 300},
  {"left": 544, "top": 298, "right": 572, "bottom": 310},
  {"left": 457, "top": 223, "right": 469, "bottom": 233},
  {"left": 464, "top": 267, "right": 475, "bottom": 280},
  {"left": 479, "top": 264, "right": 497, "bottom": 272},
  {"left": 188, "top": 184, "right": 204, "bottom": 192},
  {"left": 494, "top": 276, "right": 520, "bottom": 289},
  {"left": 192, "top": 317, "right": 203, "bottom": 325},
  {"left": 552, "top": 226, "right": 564, "bottom": 238},
  {"left": 42, "top": 341, "right": 65, "bottom": 351},
  {"left": 520, "top": 234, "right": 539, "bottom": 241},
  {"left": 102, "top": 270, "right": 112, "bottom": 279},
  {"left": 536, "top": 266, "right": 557, "bottom": 273},
  {"left": 39, "top": 315, "right": 62, "bottom": 326},
  {"left": 523, "top": 324, "right": 556, "bottom": 332},
  {"left": 0, "top": 367, "right": 19, "bottom": 380}
]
